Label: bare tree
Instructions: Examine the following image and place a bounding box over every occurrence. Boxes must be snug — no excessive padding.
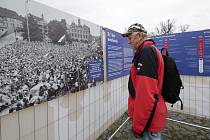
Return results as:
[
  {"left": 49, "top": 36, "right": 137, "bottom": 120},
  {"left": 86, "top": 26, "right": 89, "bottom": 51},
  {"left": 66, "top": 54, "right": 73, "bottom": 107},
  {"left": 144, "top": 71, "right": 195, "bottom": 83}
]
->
[
  {"left": 179, "top": 24, "right": 190, "bottom": 32},
  {"left": 155, "top": 19, "right": 176, "bottom": 35},
  {"left": 148, "top": 31, "right": 156, "bottom": 37}
]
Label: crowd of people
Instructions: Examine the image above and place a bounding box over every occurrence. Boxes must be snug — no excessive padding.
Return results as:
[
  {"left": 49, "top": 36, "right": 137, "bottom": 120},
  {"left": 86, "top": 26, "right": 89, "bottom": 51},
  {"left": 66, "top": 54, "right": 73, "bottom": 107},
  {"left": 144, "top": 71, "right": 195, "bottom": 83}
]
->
[{"left": 0, "top": 39, "right": 103, "bottom": 115}]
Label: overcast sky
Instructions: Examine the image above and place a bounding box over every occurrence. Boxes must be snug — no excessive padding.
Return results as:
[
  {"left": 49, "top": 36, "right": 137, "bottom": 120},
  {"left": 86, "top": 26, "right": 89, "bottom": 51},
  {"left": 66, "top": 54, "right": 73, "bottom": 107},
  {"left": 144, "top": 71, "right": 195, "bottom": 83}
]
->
[
  {"left": 1, "top": 0, "right": 209, "bottom": 33},
  {"left": 33, "top": 0, "right": 210, "bottom": 33}
]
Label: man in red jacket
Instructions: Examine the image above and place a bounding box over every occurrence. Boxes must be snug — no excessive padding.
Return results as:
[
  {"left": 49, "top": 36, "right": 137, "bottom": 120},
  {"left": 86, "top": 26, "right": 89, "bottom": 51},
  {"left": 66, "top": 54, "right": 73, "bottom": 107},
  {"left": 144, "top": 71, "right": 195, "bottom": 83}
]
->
[{"left": 122, "top": 23, "right": 167, "bottom": 140}]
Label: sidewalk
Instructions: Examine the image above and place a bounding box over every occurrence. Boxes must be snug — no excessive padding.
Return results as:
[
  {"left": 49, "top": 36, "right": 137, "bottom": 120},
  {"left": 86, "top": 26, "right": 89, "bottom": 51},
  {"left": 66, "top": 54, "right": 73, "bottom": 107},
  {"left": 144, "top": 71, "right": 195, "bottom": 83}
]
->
[{"left": 97, "top": 111, "right": 210, "bottom": 140}]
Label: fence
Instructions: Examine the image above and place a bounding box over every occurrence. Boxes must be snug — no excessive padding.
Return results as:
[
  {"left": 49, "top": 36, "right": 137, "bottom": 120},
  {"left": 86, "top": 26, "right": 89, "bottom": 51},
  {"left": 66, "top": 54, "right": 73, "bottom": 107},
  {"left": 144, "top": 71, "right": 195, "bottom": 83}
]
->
[
  {"left": 172, "top": 75, "right": 210, "bottom": 118},
  {"left": 0, "top": 75, "right": 210, "bottom": 140},
  {"left": 101, "top": 75, "right": 210, "bottom": 140}
]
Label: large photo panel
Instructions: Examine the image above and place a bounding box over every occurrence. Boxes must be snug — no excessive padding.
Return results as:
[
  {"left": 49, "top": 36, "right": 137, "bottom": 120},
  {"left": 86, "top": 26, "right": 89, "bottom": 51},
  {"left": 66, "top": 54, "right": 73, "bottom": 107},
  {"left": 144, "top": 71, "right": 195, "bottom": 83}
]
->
[{"left": 0, "top": 0, "right": 103, "bottom": 116}]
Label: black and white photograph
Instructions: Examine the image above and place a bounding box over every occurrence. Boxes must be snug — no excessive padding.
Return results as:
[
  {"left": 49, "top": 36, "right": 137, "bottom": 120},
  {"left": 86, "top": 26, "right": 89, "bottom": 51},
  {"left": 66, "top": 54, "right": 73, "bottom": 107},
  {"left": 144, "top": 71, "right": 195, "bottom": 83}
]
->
[{"left": 0, "top": 0, "right": 103, "bottom": 116}]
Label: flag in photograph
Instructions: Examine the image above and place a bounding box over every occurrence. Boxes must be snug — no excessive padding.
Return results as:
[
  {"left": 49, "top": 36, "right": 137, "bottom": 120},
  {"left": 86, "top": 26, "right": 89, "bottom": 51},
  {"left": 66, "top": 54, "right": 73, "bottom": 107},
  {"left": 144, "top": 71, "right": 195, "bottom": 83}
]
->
[{"left": 58, "top": 34, "right": 66, "bottom": 43}]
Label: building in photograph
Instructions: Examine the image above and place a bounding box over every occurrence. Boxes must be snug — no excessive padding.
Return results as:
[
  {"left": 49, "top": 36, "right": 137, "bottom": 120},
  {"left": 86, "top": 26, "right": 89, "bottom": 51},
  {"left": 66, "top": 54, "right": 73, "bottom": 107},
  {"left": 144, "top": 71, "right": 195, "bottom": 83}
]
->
[
  {"left": 30, "top": 14, "right": 49, "bottom": 40},
  {"left": 0, "top": 7, "right": 24, "bottom": 37},
  {"left": 0, "top": 16, "right": 7, "bottom": 37},
  {"left": 67, "top": 19, "right": 92, "bottom": 42}
]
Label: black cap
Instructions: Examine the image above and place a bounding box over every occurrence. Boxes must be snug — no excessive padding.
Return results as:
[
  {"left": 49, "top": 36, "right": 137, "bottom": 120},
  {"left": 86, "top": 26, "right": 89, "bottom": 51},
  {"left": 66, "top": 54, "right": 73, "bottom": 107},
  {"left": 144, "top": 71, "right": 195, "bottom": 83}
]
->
[{"left": 122, "top": 23, "right": 147, "bottom": 37}]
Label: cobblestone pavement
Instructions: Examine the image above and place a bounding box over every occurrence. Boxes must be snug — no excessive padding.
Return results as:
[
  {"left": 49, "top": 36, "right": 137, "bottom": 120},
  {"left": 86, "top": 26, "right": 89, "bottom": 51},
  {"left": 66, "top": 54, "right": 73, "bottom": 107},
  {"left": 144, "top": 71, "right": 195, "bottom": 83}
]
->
[{"left": 97, "top": 111, "right": 210, "bottom": 140}]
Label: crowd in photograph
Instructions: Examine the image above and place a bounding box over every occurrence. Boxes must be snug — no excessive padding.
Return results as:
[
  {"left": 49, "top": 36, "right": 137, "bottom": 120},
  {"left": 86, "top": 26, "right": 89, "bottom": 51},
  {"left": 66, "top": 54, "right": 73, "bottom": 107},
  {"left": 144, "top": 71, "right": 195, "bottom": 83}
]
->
[{"left": 0, "top": 40, "right": 103, "bottom": 115}]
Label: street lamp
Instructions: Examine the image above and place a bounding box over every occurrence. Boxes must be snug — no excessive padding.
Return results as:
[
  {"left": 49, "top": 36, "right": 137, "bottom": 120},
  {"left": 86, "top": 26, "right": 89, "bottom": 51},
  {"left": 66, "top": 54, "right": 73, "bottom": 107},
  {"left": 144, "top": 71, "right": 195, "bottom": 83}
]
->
[
  {"left": 13, "top": 23, "right": 17, "bottom": 42},
  {"left": 25, "top": 0, "right": 30, "bottom": 42}
]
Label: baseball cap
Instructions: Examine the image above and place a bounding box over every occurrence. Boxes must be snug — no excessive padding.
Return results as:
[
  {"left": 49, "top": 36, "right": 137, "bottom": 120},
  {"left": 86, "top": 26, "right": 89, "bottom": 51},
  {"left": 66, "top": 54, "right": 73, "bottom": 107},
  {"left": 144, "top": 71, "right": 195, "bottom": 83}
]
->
[{"left": 122, "top": 23, "right": 147, "bottom": 37}]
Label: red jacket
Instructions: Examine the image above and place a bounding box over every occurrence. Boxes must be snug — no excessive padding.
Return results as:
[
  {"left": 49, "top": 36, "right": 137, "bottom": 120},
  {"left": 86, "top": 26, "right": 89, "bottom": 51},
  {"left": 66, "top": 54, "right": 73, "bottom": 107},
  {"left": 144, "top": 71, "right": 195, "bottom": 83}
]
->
[{"left": 128, "top": 39, "right": 167, "bottom": 138}]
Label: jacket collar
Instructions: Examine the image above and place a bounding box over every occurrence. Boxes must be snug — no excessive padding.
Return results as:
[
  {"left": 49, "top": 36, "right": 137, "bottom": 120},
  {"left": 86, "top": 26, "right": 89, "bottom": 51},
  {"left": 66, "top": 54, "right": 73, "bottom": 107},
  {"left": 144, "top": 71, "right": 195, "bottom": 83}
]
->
[{"left": 135, "top": 38, "right": 155, "bottom": 54}]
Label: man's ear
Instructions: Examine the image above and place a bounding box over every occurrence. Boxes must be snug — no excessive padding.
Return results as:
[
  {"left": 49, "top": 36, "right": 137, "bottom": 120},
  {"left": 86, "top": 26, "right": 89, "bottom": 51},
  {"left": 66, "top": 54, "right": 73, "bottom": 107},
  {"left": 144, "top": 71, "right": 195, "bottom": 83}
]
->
[{"left": 137, "top": 32, "right": 141, "bottom": 38}]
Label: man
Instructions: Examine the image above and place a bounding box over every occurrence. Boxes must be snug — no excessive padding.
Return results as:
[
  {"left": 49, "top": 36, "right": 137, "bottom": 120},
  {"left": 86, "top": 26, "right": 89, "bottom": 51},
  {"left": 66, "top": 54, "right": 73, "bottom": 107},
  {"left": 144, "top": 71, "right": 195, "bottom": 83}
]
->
[{"left": 122, "top": 23, "right": 167, "bottom": 140}]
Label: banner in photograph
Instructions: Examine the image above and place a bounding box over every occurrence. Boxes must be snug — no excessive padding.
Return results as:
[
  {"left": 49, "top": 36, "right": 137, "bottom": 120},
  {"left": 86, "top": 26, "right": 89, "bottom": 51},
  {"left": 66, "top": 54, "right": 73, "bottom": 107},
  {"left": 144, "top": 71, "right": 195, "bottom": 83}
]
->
[{"left": 88, "top": 61, "right": 103, "bottom": 81}]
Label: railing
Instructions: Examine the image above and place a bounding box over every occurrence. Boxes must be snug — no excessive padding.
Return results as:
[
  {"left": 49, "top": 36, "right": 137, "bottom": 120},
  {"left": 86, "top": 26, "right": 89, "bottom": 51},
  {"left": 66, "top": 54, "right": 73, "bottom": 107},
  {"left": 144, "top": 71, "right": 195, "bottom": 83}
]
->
[
  {"left": 105, "top": 75, "right": 210, "bottom": 140},
  {"left": 0, "top": 75, "right": 209, "bottom": 140}
]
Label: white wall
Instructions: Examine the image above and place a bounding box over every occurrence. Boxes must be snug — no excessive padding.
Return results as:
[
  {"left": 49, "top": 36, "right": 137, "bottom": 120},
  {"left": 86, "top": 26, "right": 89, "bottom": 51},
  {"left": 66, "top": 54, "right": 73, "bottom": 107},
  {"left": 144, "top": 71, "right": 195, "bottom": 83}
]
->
[
  {"left": 167, "top": 75, "right": 210, "bottom": 118},
  {"left": 0, "top": 76, "right": 129, "bottom": 140},
  {"left": 0, "top": 75, "right": 210, "bottom": 140}
]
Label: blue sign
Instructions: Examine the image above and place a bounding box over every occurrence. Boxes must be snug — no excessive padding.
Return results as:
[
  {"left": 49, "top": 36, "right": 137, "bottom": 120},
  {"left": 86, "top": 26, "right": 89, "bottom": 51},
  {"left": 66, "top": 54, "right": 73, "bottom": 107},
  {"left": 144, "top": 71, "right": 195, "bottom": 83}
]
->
[
  {"left": 203, "top": 30, "right": 210, "bottom": 74},
  {"left": 88, "top": 61, "right": 103, "bottom": 80},
  {"left": 153, "top": 29, "right": 210, "bottom": 76},
  {"left": 104, "top": 28, "right": 134, "bottom": 81}
]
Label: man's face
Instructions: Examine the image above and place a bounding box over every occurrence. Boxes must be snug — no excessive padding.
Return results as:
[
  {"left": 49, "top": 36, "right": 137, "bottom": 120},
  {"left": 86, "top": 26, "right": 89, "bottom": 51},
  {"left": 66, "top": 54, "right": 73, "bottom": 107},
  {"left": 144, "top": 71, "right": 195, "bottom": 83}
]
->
[{"left": 127, "top": 32, "right": 141, "bottom": 50}]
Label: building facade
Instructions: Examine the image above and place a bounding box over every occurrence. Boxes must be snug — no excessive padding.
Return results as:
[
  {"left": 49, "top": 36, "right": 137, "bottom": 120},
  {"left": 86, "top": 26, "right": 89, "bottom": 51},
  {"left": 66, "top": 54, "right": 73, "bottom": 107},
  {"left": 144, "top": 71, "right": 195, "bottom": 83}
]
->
[
  {"left": 67, "top": 19, "right": 92, "bottom": 42},
  {"left": 31, "top": 14, "right": 48, "bottom": 40},
  {"left": 0, "top": 7, "right": 24, "bottom": 37}
]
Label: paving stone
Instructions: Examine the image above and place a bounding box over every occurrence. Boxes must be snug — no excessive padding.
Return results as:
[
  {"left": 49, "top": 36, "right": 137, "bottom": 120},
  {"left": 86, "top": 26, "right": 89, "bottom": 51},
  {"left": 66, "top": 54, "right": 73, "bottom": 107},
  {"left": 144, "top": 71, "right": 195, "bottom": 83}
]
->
[{"left": 96, "top": 111, "right": 210, "bottom": 140}]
